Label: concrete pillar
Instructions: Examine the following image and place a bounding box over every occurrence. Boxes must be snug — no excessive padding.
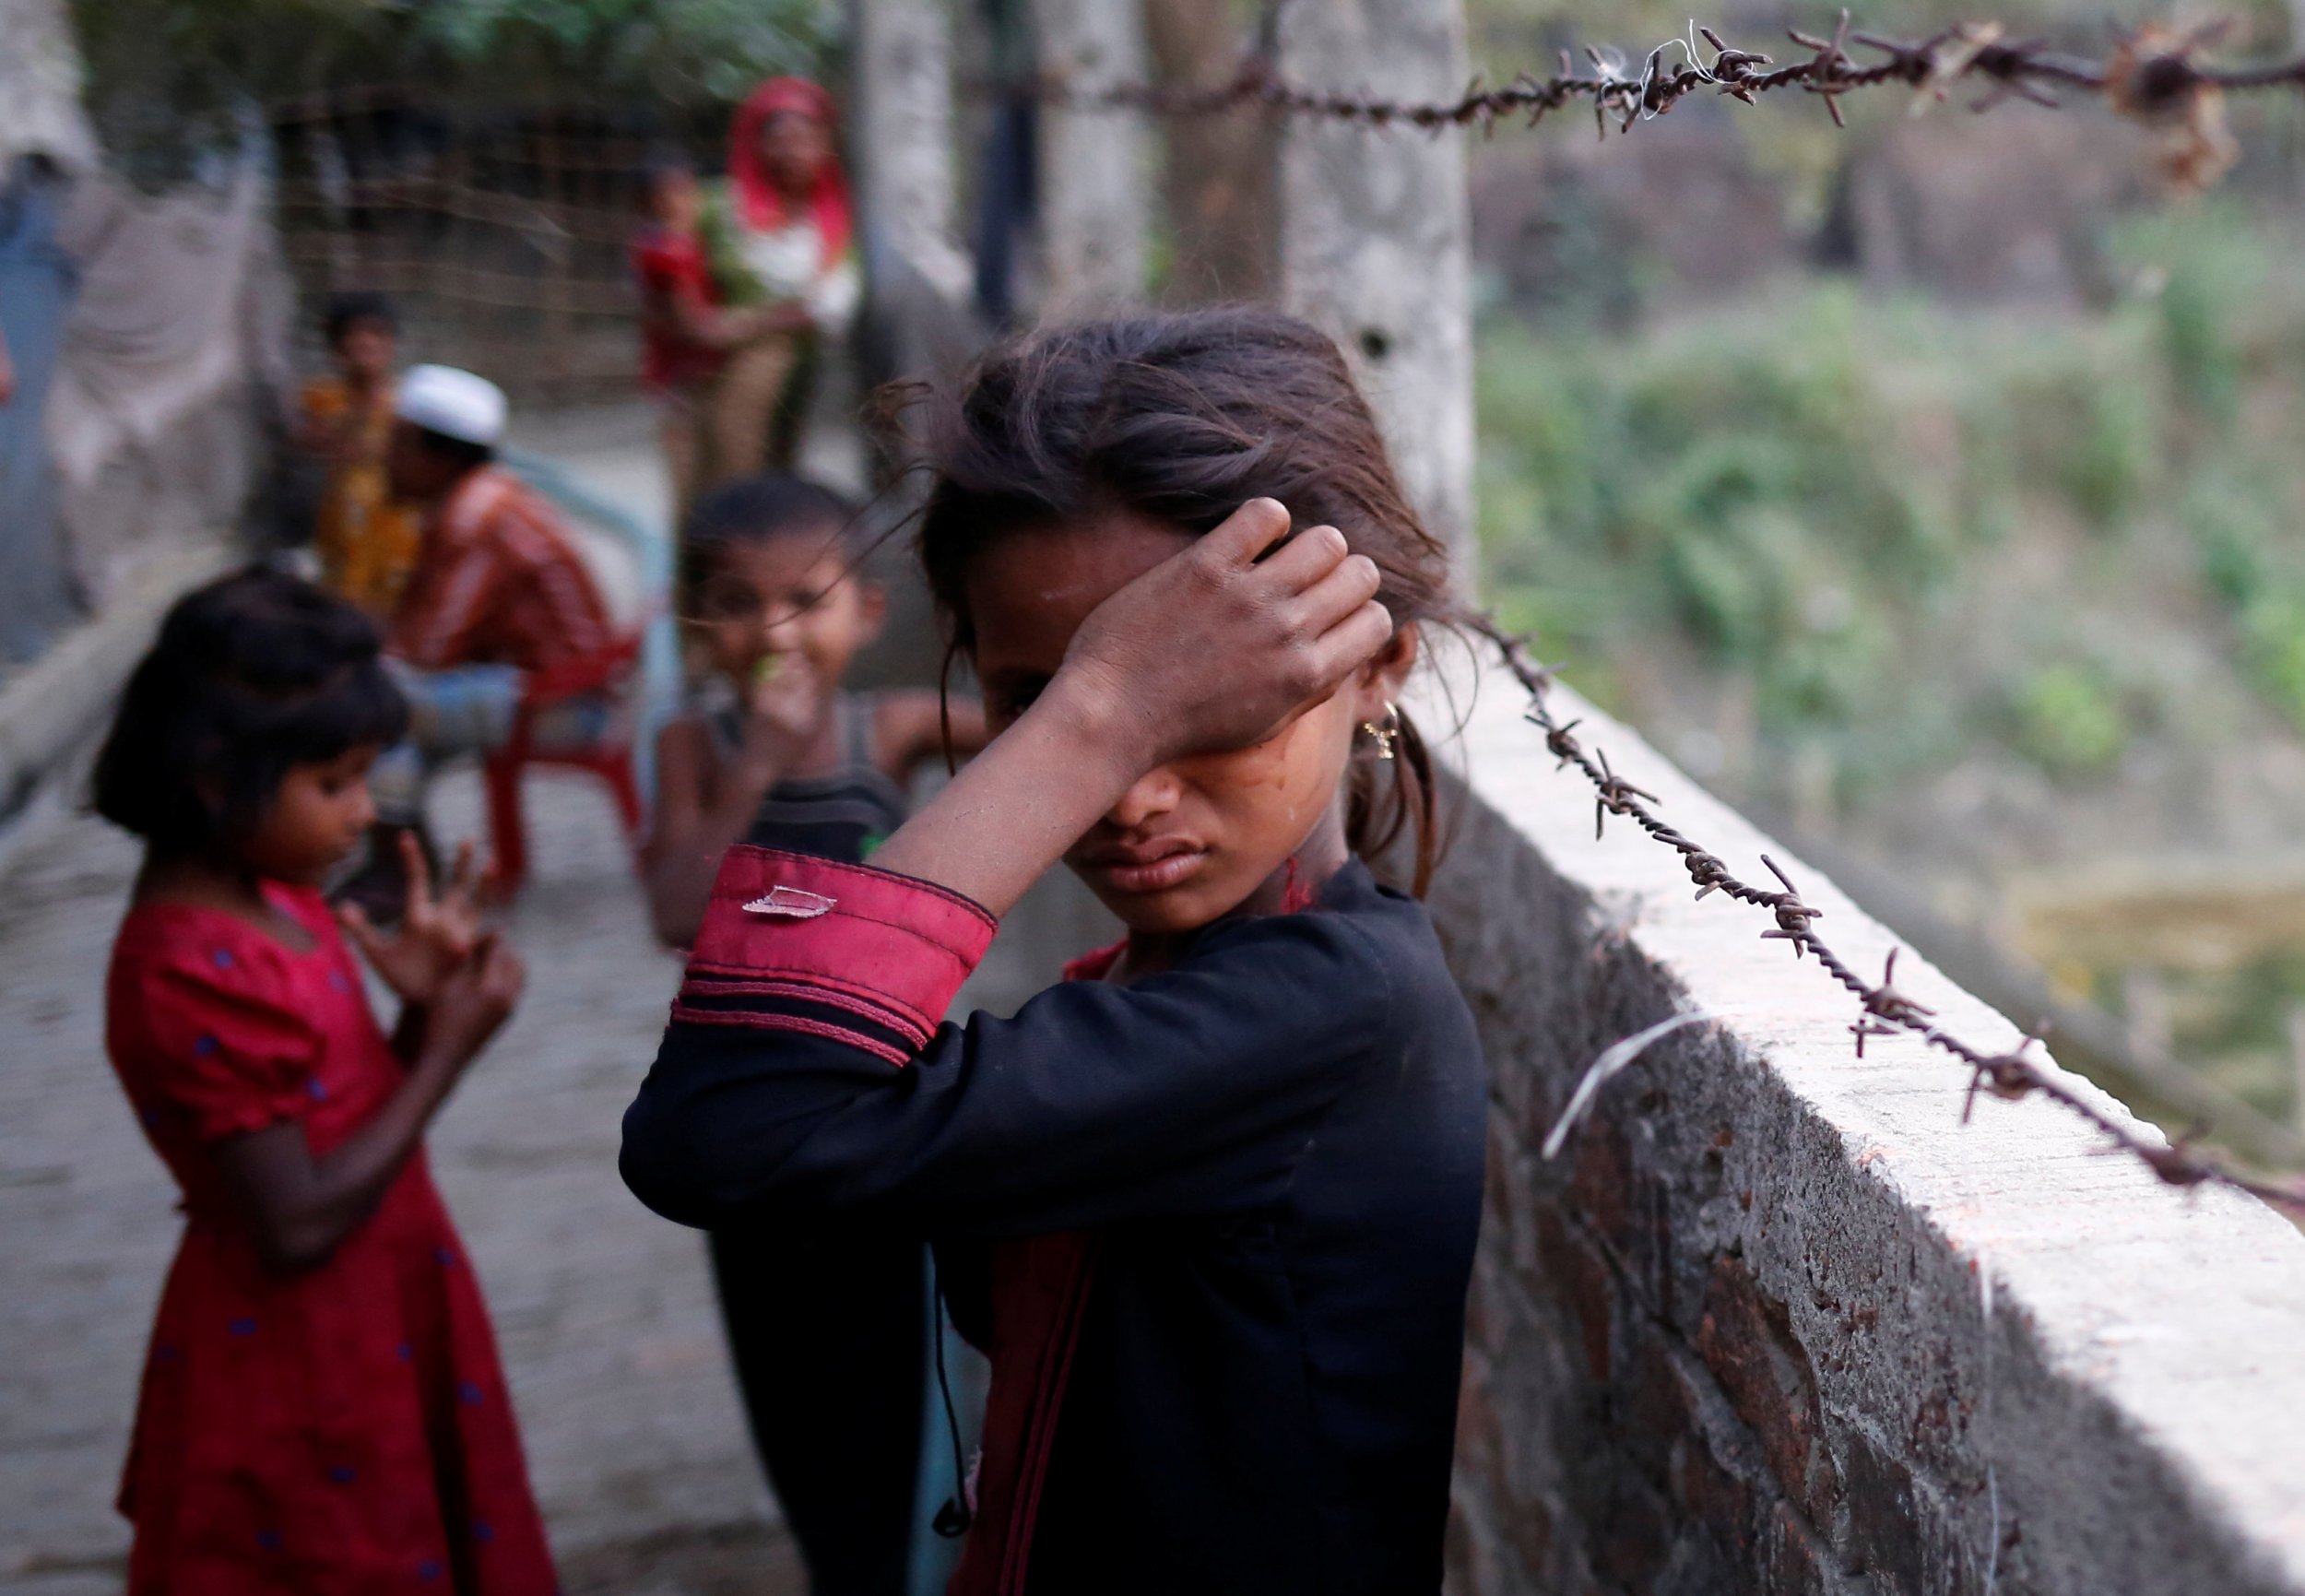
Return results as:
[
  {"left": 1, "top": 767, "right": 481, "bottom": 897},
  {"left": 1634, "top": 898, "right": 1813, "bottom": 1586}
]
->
[
  {"left": 1143, "top": 0, "right": 1276, "bottom": 304},
  {"left": 1031, "top": 0, "right": 1151, "bottom": 315},
  {"left": 1275, "top": 0, "right": 1474, "bottom": 573},
  {"left": 851, "top": 0, "right": 975, "bottom": 316},
  {"left": 846, "top": 0, "right": 978, "bottom": 689}
]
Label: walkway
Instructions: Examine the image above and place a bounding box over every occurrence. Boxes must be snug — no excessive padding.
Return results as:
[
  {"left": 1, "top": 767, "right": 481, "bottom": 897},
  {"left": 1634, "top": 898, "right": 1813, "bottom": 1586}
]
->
[
  {"left": 0, "top": 768, "right": 801, "bottom": 1595},
  {"left": 0, "top": 411, "right": 804, "bottom": 1594}
]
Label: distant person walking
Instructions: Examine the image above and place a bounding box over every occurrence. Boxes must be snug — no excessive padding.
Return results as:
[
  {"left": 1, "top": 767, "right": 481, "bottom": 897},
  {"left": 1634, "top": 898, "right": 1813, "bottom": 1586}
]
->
[
  {"left": 297, "top": 292, "right": 422, "bottom": 617},
  {"left": 95, "top": 567, "right": 555, "bottom": 1595},
  {"left": 693, "top": 78, "right": 859, "bottom": 495}
]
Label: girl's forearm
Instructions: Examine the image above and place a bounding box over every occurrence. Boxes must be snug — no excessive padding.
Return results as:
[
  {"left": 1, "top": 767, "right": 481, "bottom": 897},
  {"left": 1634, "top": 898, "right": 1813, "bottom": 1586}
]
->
[
  {"left": 868, "top": 678, "right": 1138, "bottom": 918},
  {"left": 391, "top": 1002, "right": 427, "bottom": 1065},
  {"left": 230, "top": 1047, "right": 466, "bottom": 1273}
]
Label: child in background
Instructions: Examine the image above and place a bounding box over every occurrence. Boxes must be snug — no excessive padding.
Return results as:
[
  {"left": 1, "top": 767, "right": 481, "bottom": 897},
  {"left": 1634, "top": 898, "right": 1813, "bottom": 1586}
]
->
[
  {"left": 630, "top": 156, "right": 786, "bottom": 531},
  {"left": 622, "top": 310, "right": 1484, "bottom": 1594},
  {"left": 695, "top": 78, "right": 859, "bottom": 487},
  {"left": 644, "top": 473, "right": 984, "bottom": 946},
  {"left": 97, "top": 567, "right": 554, "bottom": 1595},
  {"left": 298, "top": 292, "right": 422, "bottom": 617},
  {"left": 639, "top": 474, "right": 985, "bottom": 1596}
]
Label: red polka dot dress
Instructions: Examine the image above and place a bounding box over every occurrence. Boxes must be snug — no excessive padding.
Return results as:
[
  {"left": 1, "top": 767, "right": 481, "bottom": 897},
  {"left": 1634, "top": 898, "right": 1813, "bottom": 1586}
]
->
[{"left": 104, "top": 884, "right": 557, "bottom": 1595}]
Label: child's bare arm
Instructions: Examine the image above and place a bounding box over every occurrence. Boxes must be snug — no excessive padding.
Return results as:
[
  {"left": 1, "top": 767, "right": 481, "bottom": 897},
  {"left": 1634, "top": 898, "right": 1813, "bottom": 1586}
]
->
[
  {"left": 873, "top": 691, "right": 989, "bottom": 784},
  {"left": 210, "top": 937, "right": 523, "bottom": 1274},
  {"left": 869, "top": 501, "right": 1389, "bottom": 917},
  {"left": 642, "top": 715, "right": 793, "bottom": 948},
  {"left": 643, "top": 720, "right": 731, "bottom": 948}
]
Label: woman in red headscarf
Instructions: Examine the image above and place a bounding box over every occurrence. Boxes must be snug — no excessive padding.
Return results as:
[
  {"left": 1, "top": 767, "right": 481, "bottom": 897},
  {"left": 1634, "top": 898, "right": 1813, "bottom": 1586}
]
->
[{"left": 694, "top": 78, "right": 860, "bottom": 495}]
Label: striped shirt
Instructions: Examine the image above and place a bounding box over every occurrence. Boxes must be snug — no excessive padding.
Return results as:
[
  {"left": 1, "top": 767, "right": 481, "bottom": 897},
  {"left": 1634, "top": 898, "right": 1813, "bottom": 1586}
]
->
[{"left": 388, "top": 467, "right": 611, "bottom": 674}]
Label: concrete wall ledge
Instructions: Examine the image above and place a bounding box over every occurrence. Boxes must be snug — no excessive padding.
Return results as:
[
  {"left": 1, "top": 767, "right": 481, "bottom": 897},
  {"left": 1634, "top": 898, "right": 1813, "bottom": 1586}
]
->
[
  {"left": 1426, "top": 667, "right": 2305, "bottom": 1595},
  {"left": 0, "top": 540, "right": 231, "bottom": 855}
]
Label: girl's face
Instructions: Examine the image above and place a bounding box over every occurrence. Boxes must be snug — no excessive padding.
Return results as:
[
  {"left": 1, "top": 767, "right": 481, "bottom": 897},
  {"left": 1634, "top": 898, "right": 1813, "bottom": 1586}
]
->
[
  {"left": 690, "top": 532, "right": 884, "bottom": 697},
  {"left": 759, "top": 111, "right": 833, "bottom": 195},
  {"left": 965, "top": 511, "right": 1406, "bottom": 936},
  {"left": 649, "top": 169, "right": 701, "bottom": 233},
  {"left": 336, "top": 317, "right": 396, "bottom": 384},
  {"left": 240, "top": 746, "right": 379, "bottom": 884}
]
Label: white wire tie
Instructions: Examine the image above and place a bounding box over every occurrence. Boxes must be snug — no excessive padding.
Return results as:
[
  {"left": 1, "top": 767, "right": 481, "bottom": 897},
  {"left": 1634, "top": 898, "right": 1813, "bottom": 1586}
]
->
[{"left": 743, "top": 885, "right": 838, "bottom": 919}]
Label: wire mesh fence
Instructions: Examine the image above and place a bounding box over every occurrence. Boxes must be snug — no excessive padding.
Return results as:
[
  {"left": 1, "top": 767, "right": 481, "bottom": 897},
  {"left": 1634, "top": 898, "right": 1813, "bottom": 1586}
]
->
[{"left": 266, "top": 89, "right": 704, "bottom": 405}]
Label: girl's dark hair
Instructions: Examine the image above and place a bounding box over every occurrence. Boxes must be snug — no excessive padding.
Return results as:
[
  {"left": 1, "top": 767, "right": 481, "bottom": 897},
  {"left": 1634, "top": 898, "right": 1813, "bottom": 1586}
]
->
[
  {"left": 679, "top": 473, "right": 864, "bottom": 603},
  {"left": 323, "top": 290, "right": 397, "bottom": 348},
  {"left": 904, "top": 307, "right": 1460, "bottom": 893},
  {"left": 93, "top": 566, "right": 408, "bottom": 855}
]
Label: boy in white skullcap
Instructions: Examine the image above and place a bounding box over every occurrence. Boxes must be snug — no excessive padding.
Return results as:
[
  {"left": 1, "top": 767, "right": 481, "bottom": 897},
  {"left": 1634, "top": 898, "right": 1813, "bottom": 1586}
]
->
[{"left": 345, "top": 366, "right": 616, "bottom": 911}]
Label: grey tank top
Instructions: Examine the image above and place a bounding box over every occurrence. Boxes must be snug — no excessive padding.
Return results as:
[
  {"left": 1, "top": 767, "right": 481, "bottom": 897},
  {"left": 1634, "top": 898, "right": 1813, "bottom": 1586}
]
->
[{"left": 706, "top": 690, "right": 911, "bottom": 864}]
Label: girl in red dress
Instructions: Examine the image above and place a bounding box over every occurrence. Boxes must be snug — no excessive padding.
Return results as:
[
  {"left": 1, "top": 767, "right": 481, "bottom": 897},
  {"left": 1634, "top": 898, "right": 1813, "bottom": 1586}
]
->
[{"left": 95, "top": 567, "right": 557, "bottom": 1595}]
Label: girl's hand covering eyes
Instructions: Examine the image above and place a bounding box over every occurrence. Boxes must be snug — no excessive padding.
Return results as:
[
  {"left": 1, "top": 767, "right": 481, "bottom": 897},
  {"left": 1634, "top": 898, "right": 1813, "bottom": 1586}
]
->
[
  {"left": 1060, "top": 498, "right": 1392, "bottom": 769},
  {"left": 860, "top": 498, "right": 1391, "bottom": 919},
  {"left": 339, "top": 834, "right": 486, "bottom": 1006}
]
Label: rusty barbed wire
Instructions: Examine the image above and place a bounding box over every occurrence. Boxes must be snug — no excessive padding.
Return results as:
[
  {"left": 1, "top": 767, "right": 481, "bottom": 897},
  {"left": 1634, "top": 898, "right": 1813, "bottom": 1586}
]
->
[
  {"left": 1467, "top": 615, "right": 2305, "bottom": 1217},
  {"left": 1018, "top": 12, "right": 2284, "bottom": 187}
]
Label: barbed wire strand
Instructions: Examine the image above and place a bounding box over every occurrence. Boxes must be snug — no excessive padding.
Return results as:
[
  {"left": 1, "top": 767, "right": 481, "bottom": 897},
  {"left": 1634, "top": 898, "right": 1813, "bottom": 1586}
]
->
[
  {"left": 1018, "top": 12, "right": 2274, "bottom": 186},
  {"left": 1466, "top": 615, "right": 2305, "bottom": 1218}
]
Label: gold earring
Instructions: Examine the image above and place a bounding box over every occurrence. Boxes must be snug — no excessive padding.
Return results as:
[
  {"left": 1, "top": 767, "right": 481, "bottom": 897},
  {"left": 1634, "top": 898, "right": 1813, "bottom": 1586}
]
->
[{"left": 1361, "top": 702, "right": 1400, "bottom": 761}]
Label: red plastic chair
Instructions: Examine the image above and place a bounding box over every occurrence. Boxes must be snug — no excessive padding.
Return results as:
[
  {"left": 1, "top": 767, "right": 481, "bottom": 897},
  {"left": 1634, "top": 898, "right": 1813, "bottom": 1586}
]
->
[{"left": 483, "top": 631, "right": 645, "bottom": 897}]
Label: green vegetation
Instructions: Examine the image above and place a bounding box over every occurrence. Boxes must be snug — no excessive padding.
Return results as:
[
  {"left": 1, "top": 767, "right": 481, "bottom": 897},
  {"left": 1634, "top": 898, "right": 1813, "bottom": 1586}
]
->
[
  {"left": 1475, "top": 201, "right": 2305, "bottom": 806},
  {"left": 2011, "top": 664, "right": 2130, "bottom": 777},
  {"left": 71, "top": 0, "right": 838, "bottom": 175}
]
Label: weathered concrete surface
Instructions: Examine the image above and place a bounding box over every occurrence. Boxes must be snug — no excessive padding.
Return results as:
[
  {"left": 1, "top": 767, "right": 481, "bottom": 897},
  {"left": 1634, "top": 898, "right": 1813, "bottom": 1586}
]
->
[
  {"left": 852, "top": 0, "right": 975, "bottom": 314},
  {"left": 1277, "top": 0, "right": 1475, "bottom": 564},
  {"left": 1428, "top": 671, "right": 2305, "bottom": 1595},
  {"left": 0, "top": 772, "right": 796, "bottom": 1594},
  {"left": 1032, "top": 0, "right": 1152, "bottom": 314}
]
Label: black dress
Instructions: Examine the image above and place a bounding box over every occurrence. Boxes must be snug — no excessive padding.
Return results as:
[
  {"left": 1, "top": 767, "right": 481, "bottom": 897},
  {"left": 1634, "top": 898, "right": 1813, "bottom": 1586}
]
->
[
  {"left": 702, "top": 693, "right": 924, "bottom": 1596},
  {"left": 624, "top": 842, "right": 1487, "bottom": 1596}
]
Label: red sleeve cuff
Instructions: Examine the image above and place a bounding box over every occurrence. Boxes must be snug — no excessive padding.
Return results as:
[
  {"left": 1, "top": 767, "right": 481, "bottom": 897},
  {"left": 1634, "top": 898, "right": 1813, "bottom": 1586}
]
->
[{"left": 674, "top": 846, "right": 999, "bottom": 1063}]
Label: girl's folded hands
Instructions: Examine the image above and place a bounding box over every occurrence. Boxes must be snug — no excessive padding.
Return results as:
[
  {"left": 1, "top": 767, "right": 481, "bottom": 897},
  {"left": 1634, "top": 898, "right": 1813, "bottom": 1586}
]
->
[{"left": 338, "top": 833, "right": 485, "bottom": 1007}]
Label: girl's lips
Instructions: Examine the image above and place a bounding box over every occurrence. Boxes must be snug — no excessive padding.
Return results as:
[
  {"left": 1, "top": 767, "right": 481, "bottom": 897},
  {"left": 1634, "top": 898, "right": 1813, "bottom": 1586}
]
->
[{"left": 1086, "top": 846, "right": 1210, "bottom": 894}]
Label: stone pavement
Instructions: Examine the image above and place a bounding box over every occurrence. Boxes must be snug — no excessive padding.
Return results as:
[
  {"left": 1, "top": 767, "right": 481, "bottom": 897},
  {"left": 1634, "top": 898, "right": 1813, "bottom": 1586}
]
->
[
  {"left": 0, "top": 770, "right": 802, "bottom": 1596},
  {"left": 0, "top": 413, "right": 1105, "bottom": 1596}
]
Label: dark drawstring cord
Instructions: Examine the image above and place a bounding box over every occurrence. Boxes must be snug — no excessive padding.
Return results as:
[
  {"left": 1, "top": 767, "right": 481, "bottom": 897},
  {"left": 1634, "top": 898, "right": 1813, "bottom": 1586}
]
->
[{"left": 929, "top": 1256, "right": 973, "bottom": 1539}]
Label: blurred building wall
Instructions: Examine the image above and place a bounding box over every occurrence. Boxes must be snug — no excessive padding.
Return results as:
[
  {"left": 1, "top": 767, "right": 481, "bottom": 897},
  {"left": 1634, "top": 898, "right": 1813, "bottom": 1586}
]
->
[
  {"left": 2, "top": 0, "right": 290, "bottom": 649},
  {"left": 0, "top": 0, "right": 97, "bottom": 666},
  {"left": 0, "top": 0, "right": 285, "bottom": 836},
  {"left": 44, "top": 148, "right": 290, "bottom": 606},
  {"left": 0, "top": 160, "right": 81, "bottom": 665}
]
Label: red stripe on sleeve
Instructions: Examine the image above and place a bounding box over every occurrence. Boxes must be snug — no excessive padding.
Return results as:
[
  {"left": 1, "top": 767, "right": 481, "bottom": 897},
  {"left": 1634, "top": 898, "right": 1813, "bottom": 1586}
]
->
[{"left": 680, "top": 847, "right": 998, "bottom": 1056}]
